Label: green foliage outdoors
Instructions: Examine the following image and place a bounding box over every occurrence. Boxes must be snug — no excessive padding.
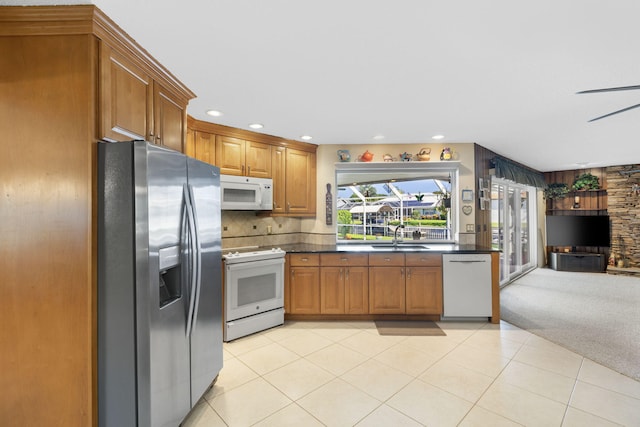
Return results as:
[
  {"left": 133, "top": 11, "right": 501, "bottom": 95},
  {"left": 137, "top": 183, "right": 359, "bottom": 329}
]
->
[
  {"left": 337, "top": 210, "right": 352, "bottom": 224},
  {"left": 344, "top": 234, "right": 389, "bottom": 240}
]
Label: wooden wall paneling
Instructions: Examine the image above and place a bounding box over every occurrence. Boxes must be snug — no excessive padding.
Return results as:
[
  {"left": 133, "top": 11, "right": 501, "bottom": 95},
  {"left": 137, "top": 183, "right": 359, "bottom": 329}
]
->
[{"left": 544, "top": 167, "right": 609, "bottom": 255}]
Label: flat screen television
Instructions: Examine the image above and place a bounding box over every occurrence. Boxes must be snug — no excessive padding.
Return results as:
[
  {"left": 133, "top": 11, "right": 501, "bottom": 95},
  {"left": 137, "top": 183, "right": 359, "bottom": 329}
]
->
[{"left": 545, "top": 215, "right": 610, "bottom": 249}]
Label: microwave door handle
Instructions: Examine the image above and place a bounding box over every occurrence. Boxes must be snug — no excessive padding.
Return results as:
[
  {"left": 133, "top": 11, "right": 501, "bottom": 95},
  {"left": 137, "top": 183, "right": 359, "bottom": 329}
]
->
[
  {"left": 183, "top": 184, "right": 199, "bottom": 338},
  {"left": 256, "top": 185, "right": 262, "bottom": 207}
]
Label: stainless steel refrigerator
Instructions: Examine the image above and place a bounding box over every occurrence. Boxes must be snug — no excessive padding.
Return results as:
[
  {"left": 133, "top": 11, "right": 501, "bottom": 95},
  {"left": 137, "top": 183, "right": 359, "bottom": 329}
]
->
[{"left": 97, "top": 141, "right": 223, "bottom": 427}]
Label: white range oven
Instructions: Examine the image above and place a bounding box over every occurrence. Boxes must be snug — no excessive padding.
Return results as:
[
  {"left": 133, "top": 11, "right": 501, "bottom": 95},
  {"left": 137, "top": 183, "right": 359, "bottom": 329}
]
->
[{"left": 222, "top": 248, "right": 285, "bottom": 341}]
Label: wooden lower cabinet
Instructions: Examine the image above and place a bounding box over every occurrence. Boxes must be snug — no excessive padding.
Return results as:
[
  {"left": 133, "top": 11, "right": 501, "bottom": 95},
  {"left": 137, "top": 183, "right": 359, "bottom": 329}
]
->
[
  {"left": 289, "top": 254, "right": 320, "bottom": 314},
  {"left": 319, "top": 254, "right": 369, "bottom": 314},
  {"left": 405, "top": 253, "right": 443, "bottom": 315},
  {"left": 369, "top": 267, "right": 406, "bottom": 314},
  {"left": 344, "top": 267, "right": 369, "bottom": 314},
  {"left": 286, "top": 252, "right": 449, "bottom": 318},
  {"left": 405, "top": 267, "right": 442, "bottom": 314},
  {"left": 320, "top": 267, "right": 345, "bottom": 314}
]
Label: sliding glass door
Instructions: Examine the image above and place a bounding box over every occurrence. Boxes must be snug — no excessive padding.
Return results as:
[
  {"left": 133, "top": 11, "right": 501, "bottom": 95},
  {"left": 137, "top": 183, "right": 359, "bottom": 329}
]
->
[{"left": 491, "top": 178, "right": 537, "bottom": 285}]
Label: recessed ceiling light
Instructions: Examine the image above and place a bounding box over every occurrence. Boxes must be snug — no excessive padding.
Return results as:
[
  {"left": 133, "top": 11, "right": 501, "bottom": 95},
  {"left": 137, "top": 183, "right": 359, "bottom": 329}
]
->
[
  {"left": 248, "top": 123, "right": 264, "bottom": 129},
  {"left": 432, "top": 134, "right": 445, "bottom": 140},
  {"left": 373, "top": 135, "right": 385, "bottom": 140},
  {"left": 300, "top": 135, "right": 313, "bottom": 141},
  {"left": 206, "top": 110, "right": 222, "bottom": 117}
]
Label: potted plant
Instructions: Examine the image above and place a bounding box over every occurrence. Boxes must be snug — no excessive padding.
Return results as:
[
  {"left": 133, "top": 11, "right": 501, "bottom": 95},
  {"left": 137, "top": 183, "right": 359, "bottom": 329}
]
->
[
  {"left": 544, "top": 183, "right": 569, "bottom": 199},
  {"left": 572, "top": 172, "right": 600, "bottom": 190}
]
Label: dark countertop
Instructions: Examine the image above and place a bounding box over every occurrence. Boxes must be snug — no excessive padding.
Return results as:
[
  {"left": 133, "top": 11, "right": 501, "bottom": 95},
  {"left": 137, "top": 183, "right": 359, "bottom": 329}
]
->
[{"left": 276, "top": 243, "right": 497, "bottom": 254}]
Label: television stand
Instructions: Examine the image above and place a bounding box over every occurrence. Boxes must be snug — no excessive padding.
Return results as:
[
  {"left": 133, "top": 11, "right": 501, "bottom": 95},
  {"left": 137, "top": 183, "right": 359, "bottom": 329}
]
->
[{"left": 549, "top": 252, "right": 606, "bottom": 272}]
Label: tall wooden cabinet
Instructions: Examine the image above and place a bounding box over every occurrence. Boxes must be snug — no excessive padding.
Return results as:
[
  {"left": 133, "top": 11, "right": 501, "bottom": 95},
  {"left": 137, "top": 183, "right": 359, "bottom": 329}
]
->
[{"left": 0, "top": 6, "right": 195, "bottom": 426}]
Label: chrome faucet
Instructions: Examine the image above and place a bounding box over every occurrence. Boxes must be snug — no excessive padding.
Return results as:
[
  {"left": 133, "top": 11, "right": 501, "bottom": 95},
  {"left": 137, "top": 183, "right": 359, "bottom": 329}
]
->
[{"left": 392, "top": 224, "right": 405, "bottom": 247}]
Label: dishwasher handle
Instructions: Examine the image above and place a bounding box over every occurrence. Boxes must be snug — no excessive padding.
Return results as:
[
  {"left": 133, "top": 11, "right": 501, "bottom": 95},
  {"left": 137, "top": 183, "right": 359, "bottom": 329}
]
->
[{"left": 446, "top": 260, "right": 487, "bottom": 263}]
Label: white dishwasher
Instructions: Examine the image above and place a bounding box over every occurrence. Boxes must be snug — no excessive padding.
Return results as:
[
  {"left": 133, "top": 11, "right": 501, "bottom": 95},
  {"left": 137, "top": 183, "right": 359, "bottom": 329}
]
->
[{"left": 442, "top": 254, "right": 492, "bottom": 319}]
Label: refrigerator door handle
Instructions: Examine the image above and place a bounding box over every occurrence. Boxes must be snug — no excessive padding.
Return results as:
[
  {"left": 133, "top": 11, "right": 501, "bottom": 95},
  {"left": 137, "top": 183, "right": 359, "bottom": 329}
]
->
[
  {"left": 183, "top": 184, "right": 201, "bottom": 338},
  {"left": 188, "top": 184, "right": 203, "bottom": 336}
]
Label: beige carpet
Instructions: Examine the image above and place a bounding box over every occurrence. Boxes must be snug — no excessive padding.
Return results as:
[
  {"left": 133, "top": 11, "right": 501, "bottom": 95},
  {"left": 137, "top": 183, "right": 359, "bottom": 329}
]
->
[
  {"left": 375, "top": 320, "right": 446, "bottom": 336},
  {"left": 501, "top": 268, "right": 640, "bottom": 381}
]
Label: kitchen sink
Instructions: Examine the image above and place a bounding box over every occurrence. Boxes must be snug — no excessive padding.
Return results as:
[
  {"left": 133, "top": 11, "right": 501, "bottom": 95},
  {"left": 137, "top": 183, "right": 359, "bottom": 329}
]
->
[{"left": 370, "top": 244, "right": 429, "bottom": 250}]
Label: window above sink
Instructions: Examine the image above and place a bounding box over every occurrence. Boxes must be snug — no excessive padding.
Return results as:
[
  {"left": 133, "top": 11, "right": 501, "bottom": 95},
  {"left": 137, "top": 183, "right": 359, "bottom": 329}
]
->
[{"left": 334, "top": 162, "right": 459, "bottom": 246}]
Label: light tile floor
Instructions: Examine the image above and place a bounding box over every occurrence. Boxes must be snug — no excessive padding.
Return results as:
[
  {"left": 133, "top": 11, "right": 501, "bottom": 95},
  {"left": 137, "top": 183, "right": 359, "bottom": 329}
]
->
[{"left": 183, "top": 320, "right": 640, "bottom": 426}]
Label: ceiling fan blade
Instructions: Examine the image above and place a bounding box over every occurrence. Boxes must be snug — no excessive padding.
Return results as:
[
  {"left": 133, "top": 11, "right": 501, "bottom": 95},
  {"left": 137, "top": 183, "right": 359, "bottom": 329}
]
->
[
  {"left": 577, "top": 85, "right": 640, "bottom": 94},
  {"left": 588, "top": 102, "right": 640, "bottom": 122}
]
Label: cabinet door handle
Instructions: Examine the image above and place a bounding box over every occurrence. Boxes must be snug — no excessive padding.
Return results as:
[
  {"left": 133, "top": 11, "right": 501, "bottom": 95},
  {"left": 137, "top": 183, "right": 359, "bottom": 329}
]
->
[
  {"left": 345, "top": 268, "right": 349, "bottom": 280},
  {"left": 241, "top": 164, "right": 245, "bottom": 173},
  {"left": 247, "top": 166, "right": 251, "bottom": 175},
  {"left": 400, "top": 268, "right": 404, "bottom": 277},
  {"left": 339, "top": 268, "right": 343, "bottom": 280},
  {"left": 407, "top": 268, "right": 411, "bottom": 279}
]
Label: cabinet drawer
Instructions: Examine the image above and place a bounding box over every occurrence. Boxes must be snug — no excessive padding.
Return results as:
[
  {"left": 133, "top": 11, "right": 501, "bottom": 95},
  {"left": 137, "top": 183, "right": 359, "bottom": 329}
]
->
[
  {"left": 368, "top": 253, "right": 404, "bottom": 266},
  {"left": 320, "top": 253, "right": 368, "bottom": 266},
  {"left": 405, "top": 253, "right": 442, "bottom": 267},
  {"left": 289, "top": 253, "right": 320, "bottom": 266}
]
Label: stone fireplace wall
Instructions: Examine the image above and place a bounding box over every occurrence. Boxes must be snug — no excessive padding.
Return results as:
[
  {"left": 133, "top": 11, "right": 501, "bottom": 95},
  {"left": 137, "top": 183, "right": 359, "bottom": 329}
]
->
[{"left": 606, "top": 164, "right": 640, "bottom": 269}]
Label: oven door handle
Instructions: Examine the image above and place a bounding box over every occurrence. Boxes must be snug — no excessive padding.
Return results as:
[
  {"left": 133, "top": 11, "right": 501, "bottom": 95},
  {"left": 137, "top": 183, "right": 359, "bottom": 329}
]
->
[
  {"left": 183, "top": 184, "right": 202, "bottom": 338},
  {"left": 225, "top": 257, "right": 285, "bottom": 271}
]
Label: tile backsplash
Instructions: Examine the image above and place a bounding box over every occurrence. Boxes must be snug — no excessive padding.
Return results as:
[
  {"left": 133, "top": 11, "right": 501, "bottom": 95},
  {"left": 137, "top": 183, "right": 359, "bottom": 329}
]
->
[{"left": 221, "top": 211, "right": 335, "bottom": 249}]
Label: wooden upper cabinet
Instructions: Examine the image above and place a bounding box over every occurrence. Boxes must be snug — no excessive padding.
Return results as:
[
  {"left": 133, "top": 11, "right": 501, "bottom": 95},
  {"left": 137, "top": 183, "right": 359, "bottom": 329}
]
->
[
  {"left": 153, "top": 82, "right": 187, "bottom": 152},
  {"left": 216, "top": 135, "right": 272, "bottom": 178},
  {"left": 100, "top": 43, "right": 189, "bottom": 152},
  {"left": 271, "top": 146, "right": 286, "bottom": 213},
  {"left": 284, "top": 148, "right": 316, "bottom": 216},
  {"left": 101, "top": 44, "right": 152, "bottom": 141},
  {"left": 186, "top": 130, "right": 215, "bottom": 165},
  {"left": 187, "top": 116, "right": 317, "bottom": 216}
]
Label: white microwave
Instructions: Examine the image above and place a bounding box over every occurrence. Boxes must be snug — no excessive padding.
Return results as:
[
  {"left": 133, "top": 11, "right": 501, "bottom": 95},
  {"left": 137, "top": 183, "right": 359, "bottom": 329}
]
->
[{"left": 220, "top": 175, "right": 273, "bottom": 210}]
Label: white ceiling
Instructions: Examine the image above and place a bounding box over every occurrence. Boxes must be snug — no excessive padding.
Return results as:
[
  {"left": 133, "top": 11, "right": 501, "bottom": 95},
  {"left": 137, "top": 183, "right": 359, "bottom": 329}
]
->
[{"left": 10, "top": 0, "right": 640, "bottom": 172}]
